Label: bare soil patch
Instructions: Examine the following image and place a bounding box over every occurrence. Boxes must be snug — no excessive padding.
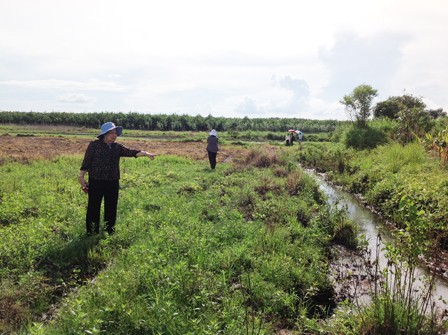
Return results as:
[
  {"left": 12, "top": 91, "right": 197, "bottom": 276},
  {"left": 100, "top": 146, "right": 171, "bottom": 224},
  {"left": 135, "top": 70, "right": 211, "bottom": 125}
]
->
[{"left": 0, "top": 135, "right": 248, "bottom": 164}]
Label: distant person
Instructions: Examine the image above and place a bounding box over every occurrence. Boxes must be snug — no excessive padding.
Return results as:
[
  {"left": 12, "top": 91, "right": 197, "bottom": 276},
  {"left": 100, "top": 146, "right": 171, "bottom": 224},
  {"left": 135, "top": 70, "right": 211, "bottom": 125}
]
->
[
  {"left": 206, "top": 129, "right": 219, "bottom": 169},
  {"left": 78, "top": 122, "right": 156, "bottom": 235},
  {"left": 285, "top": 134, "right": 290, "bottom": 146}
]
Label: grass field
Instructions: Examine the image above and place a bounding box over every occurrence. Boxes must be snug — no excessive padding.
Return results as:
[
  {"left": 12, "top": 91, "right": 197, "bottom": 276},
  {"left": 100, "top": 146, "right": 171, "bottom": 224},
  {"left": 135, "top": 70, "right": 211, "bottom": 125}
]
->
[
  {"left": 1, "top": 125, "right": 446, "bottom": 334},
  {"left": 0, "top": 126, "right": 338, "bottom": 334}
]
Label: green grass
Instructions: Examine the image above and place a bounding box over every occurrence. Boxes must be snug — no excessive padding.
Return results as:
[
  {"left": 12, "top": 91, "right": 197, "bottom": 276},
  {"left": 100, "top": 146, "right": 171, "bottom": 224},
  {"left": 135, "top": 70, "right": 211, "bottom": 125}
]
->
[
  {"left": 1, "top": 147, "right": 360, "bottom": 334},
  {"left": 2, "top": 141, "right": 446, "bottom": 334}
]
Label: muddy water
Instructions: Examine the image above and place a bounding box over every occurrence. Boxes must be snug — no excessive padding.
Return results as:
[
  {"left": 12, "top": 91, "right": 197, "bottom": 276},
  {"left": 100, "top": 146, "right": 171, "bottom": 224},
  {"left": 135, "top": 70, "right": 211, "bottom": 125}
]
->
[{"left": 307, "top": 170, "right": 448, "bottom": 312}]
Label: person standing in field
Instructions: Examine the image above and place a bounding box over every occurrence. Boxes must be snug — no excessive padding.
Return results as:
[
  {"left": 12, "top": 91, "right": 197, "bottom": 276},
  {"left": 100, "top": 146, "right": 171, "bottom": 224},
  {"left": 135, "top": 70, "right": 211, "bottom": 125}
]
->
[
  {"left": 297, "top": 131, "right": 303, "bottom": 148},
  {"left": 206, "top": 129, "right": 219, "bottom": 170},
  {"left": 78, "top": 122, "right": 156, "bottom": 235}
]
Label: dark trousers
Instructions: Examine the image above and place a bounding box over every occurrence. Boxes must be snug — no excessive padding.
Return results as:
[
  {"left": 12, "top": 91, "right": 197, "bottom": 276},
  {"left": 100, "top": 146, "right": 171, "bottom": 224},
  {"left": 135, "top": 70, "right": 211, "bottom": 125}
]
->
[
  {"left": 208, "top": 151, "right": 217, "bottom": 169},
  {"left": 86, "top": 179, "right": 119, "bottom": 234}
]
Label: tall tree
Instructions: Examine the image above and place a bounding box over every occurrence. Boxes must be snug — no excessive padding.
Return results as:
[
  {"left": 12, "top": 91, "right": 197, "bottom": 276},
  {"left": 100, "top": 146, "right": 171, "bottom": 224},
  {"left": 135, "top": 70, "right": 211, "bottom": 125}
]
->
[
  {"left": 373, "top": 98, "right": 401, "bottom": 119},
  {"left": 340, "top": 84, "right": 378, "bottom": 127}
]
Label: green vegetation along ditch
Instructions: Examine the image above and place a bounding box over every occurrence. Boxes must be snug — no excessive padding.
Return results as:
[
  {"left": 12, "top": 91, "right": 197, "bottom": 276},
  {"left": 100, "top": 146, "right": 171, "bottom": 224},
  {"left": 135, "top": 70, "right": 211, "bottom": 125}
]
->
[{"left": 298, "top": 141, "right": 448, "bottom": 257}]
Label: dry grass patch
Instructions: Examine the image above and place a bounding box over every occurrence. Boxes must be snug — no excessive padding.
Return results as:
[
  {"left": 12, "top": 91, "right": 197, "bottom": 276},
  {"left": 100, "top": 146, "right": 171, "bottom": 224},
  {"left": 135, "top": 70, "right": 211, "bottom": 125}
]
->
[
  {"left": 0, "top": 136, "right": 247, "bottom": 163},
  {"left": 228, "top": 146, "right": 282, "bottom": 173}
]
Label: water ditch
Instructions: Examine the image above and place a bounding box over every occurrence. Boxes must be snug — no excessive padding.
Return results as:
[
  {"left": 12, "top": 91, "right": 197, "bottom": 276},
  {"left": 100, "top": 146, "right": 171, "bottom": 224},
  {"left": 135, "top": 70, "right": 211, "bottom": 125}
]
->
[{"left": 305, "top": 169, "right": 448, "bottom": 315}]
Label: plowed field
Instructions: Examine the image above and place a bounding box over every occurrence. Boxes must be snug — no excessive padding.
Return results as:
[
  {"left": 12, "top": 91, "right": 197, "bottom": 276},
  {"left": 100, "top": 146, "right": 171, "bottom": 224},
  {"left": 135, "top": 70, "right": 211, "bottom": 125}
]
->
[{"left": 0, "top": 134, "right": 247, "bottom": 163}]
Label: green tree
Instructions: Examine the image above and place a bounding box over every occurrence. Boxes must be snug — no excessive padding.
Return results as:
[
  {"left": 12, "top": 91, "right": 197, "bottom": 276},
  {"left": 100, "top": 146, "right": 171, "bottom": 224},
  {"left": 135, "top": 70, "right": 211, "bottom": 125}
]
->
[
  {"left": 340, "top": 84, "right": 378, "bottom": 127},
  {"left": 373, "top": 98, "right": 401, "bottom": 119},
  {"left": 397, "top": 106, "right": 433, "bottom": 144},
  {"left": 373, "top": 95, "right": 425, "bottom": 120},
  {"left": 378, "top": 94, "right": 433, "bottom": 144},
  {"left": 396, "top": 94, "right": 426, "bottom": 111},
  {"left": 427, "top": 108, "right": 446, "bottom": 119}
]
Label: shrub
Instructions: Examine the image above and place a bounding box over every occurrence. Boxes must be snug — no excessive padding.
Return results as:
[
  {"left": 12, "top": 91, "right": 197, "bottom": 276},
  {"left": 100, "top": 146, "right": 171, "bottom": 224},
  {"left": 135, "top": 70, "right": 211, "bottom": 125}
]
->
[
  {"left": 286, "top": 170, "right": 307, "bottom": 196},
  {"left": 343, "top": 124, "right": 387, "bottom": 150},
  {"left": 331, "top": 220, "right": 358, "bottom": 250},
  {"left": 230, "top": 146, "right": 282, "bottom": 172}
]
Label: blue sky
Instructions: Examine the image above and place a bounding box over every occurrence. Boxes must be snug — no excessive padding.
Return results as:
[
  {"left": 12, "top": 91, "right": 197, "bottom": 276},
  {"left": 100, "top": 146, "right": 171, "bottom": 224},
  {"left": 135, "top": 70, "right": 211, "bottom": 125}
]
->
[{"left": 1, "top": 0, "right": 447, "bottom": 120}]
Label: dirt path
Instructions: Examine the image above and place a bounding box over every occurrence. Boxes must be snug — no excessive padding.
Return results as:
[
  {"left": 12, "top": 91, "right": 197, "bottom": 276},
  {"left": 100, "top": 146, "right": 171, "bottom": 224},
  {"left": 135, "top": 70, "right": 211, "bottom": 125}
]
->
[{"left": 0, "top": 135, "right": 247, "bottom": 163}]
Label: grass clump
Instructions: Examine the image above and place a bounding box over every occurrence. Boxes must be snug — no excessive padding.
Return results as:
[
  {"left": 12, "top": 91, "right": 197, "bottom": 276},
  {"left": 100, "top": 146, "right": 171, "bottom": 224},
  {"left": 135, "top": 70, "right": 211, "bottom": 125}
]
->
[{"left": 229, "top": 146, "right": 282, "bottom": 172}]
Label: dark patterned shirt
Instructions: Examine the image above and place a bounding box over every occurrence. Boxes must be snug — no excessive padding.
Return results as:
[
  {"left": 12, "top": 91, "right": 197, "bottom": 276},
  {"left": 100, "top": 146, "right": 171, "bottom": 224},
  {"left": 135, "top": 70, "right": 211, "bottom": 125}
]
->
[
  {"left": 207, "top": 135, "right": 219, "bottom": 153},
  {"left": 80, "top": 140, "right": 140, "bottom": 180}
]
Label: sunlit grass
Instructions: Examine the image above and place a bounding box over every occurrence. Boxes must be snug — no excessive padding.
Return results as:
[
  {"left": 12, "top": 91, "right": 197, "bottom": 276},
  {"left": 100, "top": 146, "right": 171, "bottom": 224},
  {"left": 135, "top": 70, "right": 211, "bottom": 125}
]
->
[
  {"left": 0, "top": 148, "right": 358, "bottom": 334},
  {"left": 2, "top": 140, "right": 446, "bottom": 334}
]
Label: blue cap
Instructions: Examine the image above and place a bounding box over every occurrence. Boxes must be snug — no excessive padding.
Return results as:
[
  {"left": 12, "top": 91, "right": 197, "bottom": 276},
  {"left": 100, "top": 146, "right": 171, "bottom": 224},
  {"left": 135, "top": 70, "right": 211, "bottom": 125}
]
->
[{"left": 98, "top": 122, "right": 123, "bottom": 137}]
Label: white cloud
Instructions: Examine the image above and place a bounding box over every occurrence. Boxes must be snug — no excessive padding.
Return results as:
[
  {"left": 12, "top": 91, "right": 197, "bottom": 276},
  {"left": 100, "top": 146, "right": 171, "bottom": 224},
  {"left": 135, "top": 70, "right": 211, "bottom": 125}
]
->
[
  {"left": 57, "top": 93, "right": 95, "bottom": 104},
  {"left": 0, "top": 79, "right": 126, "bottom": 92},
  {"left": 236, "top": 97, "right": 259, "bottom": 116},
  {"left": 318, "top": 32, "right": 409, "bottom": 102},
  {"left": 0, "top": 0, "right": 447, "bottom": 119}
]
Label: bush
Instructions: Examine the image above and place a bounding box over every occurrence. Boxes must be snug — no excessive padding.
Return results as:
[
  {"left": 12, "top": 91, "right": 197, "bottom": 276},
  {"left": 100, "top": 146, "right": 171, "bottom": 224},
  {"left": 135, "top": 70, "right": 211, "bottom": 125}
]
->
[
  {"left": 230, "top": 146, "right": 282, "bottom": 171},
  {"left": 343, "top": 124, "right": 387, "bottom": 149}
]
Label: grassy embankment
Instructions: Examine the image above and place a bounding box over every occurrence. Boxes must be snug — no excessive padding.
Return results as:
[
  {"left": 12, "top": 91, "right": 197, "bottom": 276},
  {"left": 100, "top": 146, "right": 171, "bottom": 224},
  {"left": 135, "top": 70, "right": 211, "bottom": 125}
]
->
[
  {"left": 1, "top": 143, "right": 359, "bottom": 334},
  {"left": 298, "top": 140, "right": 448, "bottom": 334},
  {"left": 298, "top": 141, "right": 448, "bottom": 255}
]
